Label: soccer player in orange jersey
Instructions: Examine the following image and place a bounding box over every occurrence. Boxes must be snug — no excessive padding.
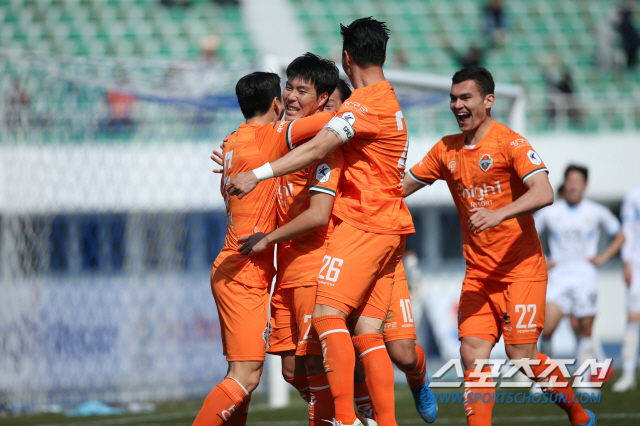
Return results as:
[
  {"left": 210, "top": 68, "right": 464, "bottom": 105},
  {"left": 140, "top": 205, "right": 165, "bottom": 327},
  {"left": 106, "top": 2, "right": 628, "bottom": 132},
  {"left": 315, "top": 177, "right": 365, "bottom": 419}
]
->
[
  {"left": 227, "top": 18, "right": 436, "bottom": 426},
  {"left": 193, "top": 72, "right": 335, "bottom": 426},
  {"left": 237, "top": 53, "right": 342, "bottom": 426},
  {"left": 325, "top": 81, "right": 436, "bottom": 424},
  {"left": 402, "top": 66, "right": 596, "bottom": 426}
]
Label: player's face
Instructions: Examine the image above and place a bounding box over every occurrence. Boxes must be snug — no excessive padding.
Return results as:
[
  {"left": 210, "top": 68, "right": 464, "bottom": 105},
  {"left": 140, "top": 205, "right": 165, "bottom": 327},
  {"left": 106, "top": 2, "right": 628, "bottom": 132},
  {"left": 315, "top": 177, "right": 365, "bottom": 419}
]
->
[
  {"left": 450, "top": 80, "right": 493, "bottom": 132},
  {"left": 323, "top": 88, "right": 343, "bottom": 112},
  {"left": 563, "top": 170, "right": 587, "bottom": 205},
  {"left": 283, "top": 77, "right": 322, "bottom": 120}
]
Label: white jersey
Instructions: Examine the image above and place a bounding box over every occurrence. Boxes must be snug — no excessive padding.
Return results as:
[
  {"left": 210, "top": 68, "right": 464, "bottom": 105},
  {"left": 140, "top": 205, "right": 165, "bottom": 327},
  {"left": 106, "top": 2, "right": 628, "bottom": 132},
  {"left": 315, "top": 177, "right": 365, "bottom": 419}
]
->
[
  {"left": 622, "top": 183, "right": 640, "bottom": 266},
  {"left": 534, "top": 198, "right": 621, "bottom": 265}
]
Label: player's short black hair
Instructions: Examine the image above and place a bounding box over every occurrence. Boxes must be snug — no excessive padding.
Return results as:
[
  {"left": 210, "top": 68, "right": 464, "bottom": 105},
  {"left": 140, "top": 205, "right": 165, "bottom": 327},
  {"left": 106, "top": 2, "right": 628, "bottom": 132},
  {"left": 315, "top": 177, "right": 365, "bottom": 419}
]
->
[
  {"left": 286, "top": 52, "right": 340, "bottom": 99},
  {"left": 235, "top": 72, "right": 281, "bottom": 119},
  {"left": 565, "top": 164, "right": 588, "bottom": 182},
  {"left": 340, "top": 17, "right": 390, "bottom": 67},
  {"left": 335, "top": 79, "right": 352, "bottom": 103},
  {"left": 452, "top": 66, "right": 495, "bottom": 97}
]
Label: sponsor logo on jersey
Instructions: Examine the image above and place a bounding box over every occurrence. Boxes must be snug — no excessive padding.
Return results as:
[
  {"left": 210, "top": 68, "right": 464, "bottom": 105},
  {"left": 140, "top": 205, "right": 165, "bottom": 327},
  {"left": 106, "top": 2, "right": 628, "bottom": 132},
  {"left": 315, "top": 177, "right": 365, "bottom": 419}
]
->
[
  {"left": 510, "top": 138, "right": 529, "bottom": 147},
  {"left": 449, "top": 159, "right": 456, "bottom": 172},
  {"left": 341, "top": 111, "right": 356, "bottom": 126},
  {"left": 341, "top": 101, "right": 368, "bottom": 115},
  {"left": 479, "top": 154, "right": 493, "bottom": 172},
  {"left": 316, "top": 163, "right": 331, "bottom": 183},
  {"left": 458, "top": 181, "right": 503, "bottom": 201},
  {"left": 502, "top": 312, "right": 511, "bottom": 324},
  {"left": 527, "top": 150, "right": 542, "bottom": 165}
]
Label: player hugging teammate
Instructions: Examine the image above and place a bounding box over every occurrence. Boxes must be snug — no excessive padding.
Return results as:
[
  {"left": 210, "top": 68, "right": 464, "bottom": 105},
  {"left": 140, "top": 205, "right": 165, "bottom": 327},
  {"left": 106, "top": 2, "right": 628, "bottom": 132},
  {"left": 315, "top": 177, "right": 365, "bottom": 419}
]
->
[{"left": 197, "top": 16, "right": 598, "bottom": 426}]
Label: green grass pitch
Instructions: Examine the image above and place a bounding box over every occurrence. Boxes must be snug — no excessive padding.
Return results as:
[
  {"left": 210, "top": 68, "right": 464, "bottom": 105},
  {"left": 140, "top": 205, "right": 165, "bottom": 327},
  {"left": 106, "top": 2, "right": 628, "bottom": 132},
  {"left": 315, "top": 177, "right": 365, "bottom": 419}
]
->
[{"left": 2, "top": 379, "right": 639, "bottom": 426}]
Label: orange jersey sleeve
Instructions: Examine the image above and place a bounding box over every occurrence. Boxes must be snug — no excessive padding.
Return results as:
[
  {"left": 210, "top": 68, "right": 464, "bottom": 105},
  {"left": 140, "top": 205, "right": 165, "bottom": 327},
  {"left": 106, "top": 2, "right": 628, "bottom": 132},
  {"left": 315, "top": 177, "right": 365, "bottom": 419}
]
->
[
  {"left": 261, "top": 112, "right": 334, "bottom": 156},
  {"left": 331, "top": 81, "right": 414, "bottom": 235},
  {"left": 308, "top": 147, "right": 343, "bottom": 197},
  {"left": 506, "top": 137, "right": 549, "bottom": 183},
  {"left": 408, "top": 140, "right": 446, "bottom": 185},
  {"left": 275, "top": 148, "right": 343, "bottom": 288}
]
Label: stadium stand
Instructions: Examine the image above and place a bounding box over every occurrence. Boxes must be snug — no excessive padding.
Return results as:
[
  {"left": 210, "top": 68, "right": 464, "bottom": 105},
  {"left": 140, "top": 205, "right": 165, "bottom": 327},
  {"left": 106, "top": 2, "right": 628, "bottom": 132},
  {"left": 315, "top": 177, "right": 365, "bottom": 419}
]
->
[
  {"left": 1, "top": 0, "right": 638, "bottom": 133},
  {"left": 290, "top": 0, "right": 640, "bottom": 133},
  {"left": 0, "top": 0, "right": 256, "bottom": 63}
]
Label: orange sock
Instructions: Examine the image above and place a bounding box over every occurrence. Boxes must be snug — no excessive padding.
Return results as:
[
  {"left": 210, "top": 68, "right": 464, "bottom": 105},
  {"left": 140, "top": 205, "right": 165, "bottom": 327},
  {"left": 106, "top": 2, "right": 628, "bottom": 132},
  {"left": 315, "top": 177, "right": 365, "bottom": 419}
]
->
[
  {"left": 354, "top": 380, "right": 377, "bottom": 421},
  {"left": 193, "top": 377, "right": 248, "bottom": 426},
  {"left": 400, "top": 343, "right": 427, "bottom": 389},
  {"left": 228, "top": 393, "right": 251, "bottom": 426},
  {"left": 463, "top": 367, "right": 494, "bottom": 426},
  {"left": 286, "top": 375, "right": 311, "bottom": 403},
  {"left": 311, "top": 315, "right": 357, "bottom": 424},
  {"left": 309, "top": 373, "right": 334, "bottom": 425},
  {"left": 532, "top": 353, "right": 590, "bottom": 426},
  {"left": 352, "top": 334, "right": 397, "bottom": 426}
]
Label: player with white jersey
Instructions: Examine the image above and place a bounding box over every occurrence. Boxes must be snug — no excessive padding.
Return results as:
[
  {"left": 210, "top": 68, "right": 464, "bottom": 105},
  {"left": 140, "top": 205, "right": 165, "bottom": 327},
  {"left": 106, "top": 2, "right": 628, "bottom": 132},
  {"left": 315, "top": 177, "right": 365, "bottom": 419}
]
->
[
  {"left": 535, "top": 165, "right": 624, "bottom": 383},
  {"left": 613, "top": 183, "right": 640, "bottom": 392}
]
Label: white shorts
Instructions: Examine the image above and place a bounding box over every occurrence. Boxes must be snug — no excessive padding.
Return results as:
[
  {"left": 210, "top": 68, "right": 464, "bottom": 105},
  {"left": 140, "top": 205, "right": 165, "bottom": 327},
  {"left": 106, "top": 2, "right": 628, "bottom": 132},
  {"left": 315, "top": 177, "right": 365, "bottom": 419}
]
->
[
  {"left": 628, "top": 264, "right": 640, "bottom": 313},
  {"left": 547, "top": 263, "right": 598, "bottom": 318}
]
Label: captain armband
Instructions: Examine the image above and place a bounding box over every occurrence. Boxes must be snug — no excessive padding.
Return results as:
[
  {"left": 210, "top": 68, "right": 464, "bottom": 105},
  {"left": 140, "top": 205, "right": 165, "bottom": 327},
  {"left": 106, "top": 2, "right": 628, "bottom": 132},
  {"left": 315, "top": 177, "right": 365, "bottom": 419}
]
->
[{"left": 325, "top": 116, "right": 355, "bottom": 143}]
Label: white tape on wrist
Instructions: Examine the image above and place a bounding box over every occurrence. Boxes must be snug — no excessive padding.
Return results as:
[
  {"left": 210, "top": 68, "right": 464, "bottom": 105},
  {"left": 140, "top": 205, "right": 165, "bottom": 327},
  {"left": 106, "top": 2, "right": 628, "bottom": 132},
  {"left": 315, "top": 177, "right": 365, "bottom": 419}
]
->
[
  {"left": 326, "top": 116, "right": 355, "bottom": 143},
  {"left": 252, "top": 162, "right": 274, "bottom": 182}
]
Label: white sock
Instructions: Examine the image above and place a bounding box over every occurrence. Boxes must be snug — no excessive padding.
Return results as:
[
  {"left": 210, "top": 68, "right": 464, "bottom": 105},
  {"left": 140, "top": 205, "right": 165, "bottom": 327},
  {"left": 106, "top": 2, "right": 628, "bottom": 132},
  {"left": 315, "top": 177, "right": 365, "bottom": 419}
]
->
[
  {"left": 621, "top": 321, "right": 640, "bottom": 379},
  {"left": 577, "top": 336, "right": 592, "bottom": 378},
  {"left": 591, "top": 334, "right": 607, "bottom": 364}
]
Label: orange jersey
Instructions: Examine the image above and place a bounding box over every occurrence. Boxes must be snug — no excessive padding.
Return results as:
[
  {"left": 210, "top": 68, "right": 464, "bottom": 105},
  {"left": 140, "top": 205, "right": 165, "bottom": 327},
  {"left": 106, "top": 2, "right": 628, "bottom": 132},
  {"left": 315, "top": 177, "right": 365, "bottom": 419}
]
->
[
  {"left": 276, "top": 148, "right": 344, "bottom": 288},
  {"left": 214, "top": 112, "right": 333, "bottom": 288},
  {"left": 409, "top": 120, "right": 548, "bottom": 281},
  {"left": 332, "top": 80, "right": 415, "bottom": 235}
]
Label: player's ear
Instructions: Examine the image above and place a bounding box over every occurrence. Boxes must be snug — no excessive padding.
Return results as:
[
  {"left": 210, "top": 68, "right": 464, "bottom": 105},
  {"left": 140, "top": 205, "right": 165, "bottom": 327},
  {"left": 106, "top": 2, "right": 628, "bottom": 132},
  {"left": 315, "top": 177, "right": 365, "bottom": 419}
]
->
[
  {"left": 484, "top": 93, "right": 495, "bottom": 109},
  {"left": 343, "top": 50, "right": 351, "bottom": 66},
  {"left": 317, "top": 92, "right": 329, "bottom": 110},
  {"left": 272, "top": 97, "right": 283, "bottom": 119}
]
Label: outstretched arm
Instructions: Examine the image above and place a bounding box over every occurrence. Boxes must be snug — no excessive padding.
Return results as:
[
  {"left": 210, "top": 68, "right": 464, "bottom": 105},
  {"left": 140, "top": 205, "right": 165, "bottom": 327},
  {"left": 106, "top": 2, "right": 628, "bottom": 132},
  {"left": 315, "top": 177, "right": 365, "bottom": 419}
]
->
[
  {"left": 402, "top": 174, "right": 429, "bottom": 197},
  {"left": 468, "top": 171, "right": 554, "bottom": 234},
  {"left": 226, "top": 127, "right": 344, "bottom": 199},
  {"left": 238, "top": 191, "right": 334, "bottom": 256}
]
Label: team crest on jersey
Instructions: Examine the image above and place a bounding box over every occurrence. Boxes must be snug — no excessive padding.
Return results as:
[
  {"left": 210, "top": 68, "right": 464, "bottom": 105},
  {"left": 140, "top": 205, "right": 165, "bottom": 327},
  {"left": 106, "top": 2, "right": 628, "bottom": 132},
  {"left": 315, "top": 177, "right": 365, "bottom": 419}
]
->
[
  {"left": 479, "top": 154, "right": 493, "bottom": 172},
  {"left": 341, "top": 111, "right": 356, "bottom": 126},
  {"left": 449, "top": 160, "right": 456, "bottom": 172},
  {"left": 527, "top": 150, "right": 542, "bottom": 165},
  {"left": 316, "top": 163, "right": 331, "bottom": 183}
]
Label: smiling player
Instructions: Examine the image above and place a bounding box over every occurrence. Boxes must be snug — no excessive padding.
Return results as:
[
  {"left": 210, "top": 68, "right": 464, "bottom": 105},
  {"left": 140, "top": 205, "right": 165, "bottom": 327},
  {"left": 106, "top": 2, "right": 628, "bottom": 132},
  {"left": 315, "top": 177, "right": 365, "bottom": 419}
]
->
[
  {"left": 239, "top": 53, "right": 342, "bottom": 426},
  {"left": 402, "top": 66, "right": 596, "bottom": 426}
]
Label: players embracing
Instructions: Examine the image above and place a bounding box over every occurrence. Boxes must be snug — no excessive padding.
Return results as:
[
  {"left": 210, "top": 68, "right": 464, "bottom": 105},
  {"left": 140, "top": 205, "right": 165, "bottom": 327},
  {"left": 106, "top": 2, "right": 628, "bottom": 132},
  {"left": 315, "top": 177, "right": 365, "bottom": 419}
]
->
[{"left": 226, "top": 18, "right": 437, "bottom": 426}]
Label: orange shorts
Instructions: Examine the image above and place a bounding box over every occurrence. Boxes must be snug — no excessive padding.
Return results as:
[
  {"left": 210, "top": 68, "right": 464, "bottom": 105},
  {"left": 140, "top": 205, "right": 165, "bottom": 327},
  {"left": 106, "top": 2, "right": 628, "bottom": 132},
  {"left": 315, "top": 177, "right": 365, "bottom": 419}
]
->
[
  {"left": 317, "top": 220, "right": 405, "bottom": 321},
  {"left": 383, "top": 262, "right": 417, "bottom": 342},
  {"left": 210, "top": 266, "right": 270, "bottom": 362},
  {"left": 458, "top": 277, "right": 547, "bottom": 345},
  {"left": 268, "top": 285, "right": 322, "bottom": 356}
]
